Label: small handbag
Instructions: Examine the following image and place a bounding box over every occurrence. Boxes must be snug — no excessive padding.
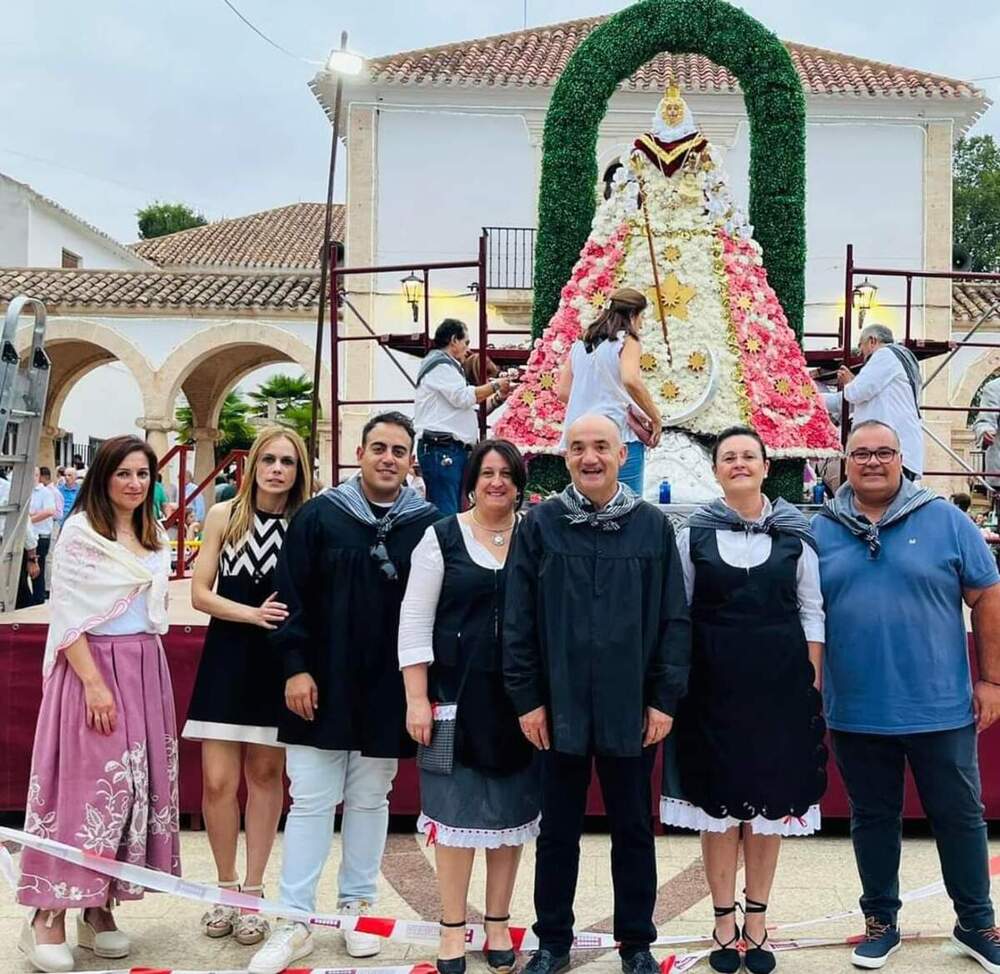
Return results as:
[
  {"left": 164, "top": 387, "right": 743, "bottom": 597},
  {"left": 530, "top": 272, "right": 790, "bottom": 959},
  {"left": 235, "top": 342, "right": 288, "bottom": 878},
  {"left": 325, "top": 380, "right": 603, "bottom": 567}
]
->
[{"left": 416, "top": 704, "right": 457, "bottom": 776}]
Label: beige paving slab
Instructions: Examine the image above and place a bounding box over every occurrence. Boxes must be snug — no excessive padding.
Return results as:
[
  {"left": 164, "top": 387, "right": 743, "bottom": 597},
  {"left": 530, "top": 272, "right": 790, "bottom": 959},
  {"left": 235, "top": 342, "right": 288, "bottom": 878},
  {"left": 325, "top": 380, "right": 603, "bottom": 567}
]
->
[{"left": 1, "top": 831, "right": 998, "bottom": 973}]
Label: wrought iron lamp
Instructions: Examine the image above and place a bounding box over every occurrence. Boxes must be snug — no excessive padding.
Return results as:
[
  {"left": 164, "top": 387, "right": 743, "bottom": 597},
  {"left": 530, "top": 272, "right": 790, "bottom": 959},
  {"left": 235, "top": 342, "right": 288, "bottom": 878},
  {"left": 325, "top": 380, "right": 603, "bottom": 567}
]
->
[{"left": 401, "top": 272, "right": 422, "bottom": 323}]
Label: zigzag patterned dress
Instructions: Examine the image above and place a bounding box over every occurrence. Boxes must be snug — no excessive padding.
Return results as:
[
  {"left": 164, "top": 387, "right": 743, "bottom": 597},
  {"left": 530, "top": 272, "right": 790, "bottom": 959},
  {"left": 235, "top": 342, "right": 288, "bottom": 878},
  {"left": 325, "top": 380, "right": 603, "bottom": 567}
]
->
[{"left": 183, "top": 510, "right": 287, "bottom": 745}]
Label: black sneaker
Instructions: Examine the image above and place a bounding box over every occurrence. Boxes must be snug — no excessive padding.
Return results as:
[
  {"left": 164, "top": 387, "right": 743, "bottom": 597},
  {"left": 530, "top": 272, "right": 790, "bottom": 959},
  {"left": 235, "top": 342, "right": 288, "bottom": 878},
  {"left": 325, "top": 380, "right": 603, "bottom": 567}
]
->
[
  {"left": 952, "top": 923, "right": 1000, "bottom": 973},
  {"left": 523, "top": 949, "right": 570, "bottom": 974},
  {"left": 850, "top": 916, "right": 900, "bottom": 969},
  {"left": 621, "top": 949, "right": 660, "bottom": 974}
]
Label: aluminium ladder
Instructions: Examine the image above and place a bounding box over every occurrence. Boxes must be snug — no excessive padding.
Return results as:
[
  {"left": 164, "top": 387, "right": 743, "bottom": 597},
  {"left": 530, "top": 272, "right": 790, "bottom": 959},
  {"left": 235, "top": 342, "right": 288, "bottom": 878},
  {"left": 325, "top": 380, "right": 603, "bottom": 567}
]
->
[{"left": 0, "top": 296, "right": 50, "bottom": 612}]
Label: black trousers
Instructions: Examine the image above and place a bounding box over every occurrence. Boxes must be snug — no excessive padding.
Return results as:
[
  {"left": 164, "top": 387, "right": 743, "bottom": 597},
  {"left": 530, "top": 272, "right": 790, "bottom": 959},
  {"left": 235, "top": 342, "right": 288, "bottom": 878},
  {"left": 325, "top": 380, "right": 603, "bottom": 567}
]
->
[
  {"left": 533, "top": 747, "right": 657, "bottom": 955},
  {"left": 832, "top": 724, "right": 995, "bottom": 929},
  {"left": 30, "top": 535, "right": 50, "bottom": 605}
]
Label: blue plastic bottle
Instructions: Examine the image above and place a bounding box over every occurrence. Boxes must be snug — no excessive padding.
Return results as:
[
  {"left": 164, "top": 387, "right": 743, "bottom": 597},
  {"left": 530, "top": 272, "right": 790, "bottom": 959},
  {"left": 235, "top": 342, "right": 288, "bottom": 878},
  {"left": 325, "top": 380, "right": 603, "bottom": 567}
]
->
[
  {"left": 659, "top": 479, "right": 672, "bottom": 504},
  {"left": 812, "top": 482, "right": 826, "bottom": 505}
]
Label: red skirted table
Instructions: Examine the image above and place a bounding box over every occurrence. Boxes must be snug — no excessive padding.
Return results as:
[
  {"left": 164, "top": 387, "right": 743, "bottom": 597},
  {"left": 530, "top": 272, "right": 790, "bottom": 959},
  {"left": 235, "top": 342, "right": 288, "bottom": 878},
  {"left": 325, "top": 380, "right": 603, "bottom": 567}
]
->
[{"left": 1, "top": 622, "right": 998, "bottom": 819}]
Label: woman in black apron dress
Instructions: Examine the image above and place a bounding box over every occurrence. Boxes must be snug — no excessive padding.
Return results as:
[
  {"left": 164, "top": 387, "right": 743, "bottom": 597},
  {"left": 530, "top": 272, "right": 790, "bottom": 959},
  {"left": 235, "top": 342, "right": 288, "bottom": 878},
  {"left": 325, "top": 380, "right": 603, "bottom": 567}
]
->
[
  {"left": 399, "top": 439, "right": 538, "bottom": 974},
  {"left": 661, "top": 426, "right": 827, "bottom": 974}
]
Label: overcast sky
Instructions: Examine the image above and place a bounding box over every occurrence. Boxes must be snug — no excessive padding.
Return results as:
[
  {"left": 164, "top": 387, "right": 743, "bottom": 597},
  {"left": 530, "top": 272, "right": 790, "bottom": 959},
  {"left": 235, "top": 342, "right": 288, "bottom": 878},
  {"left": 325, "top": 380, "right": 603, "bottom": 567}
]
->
[{"left": 3, "top": 0, "right": 999, "bottom": 245}]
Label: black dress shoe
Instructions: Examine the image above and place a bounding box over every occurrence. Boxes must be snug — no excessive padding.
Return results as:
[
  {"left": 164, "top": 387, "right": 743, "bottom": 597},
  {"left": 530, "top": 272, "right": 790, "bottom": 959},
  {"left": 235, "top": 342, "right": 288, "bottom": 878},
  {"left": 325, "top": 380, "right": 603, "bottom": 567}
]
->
[
  {"left": 523, "top": 948, "right": 571, "bottom": 974},
  {"left": 620, "top": 949, "right": 660, "bottom": 974}
]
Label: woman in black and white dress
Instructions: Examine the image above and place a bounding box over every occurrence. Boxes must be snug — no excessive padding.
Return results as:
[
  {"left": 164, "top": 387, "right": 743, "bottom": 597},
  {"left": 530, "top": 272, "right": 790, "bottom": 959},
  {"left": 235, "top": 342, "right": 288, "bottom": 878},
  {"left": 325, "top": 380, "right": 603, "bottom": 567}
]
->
[
  {"left": 399, "top": 439, "right": 539, "bottom": 974},
  {"left": 183, "top": 427, "right": 311, "bottom": 946},
  {"left": 661, "top": 426, "right": 826, "bottom": 974}
]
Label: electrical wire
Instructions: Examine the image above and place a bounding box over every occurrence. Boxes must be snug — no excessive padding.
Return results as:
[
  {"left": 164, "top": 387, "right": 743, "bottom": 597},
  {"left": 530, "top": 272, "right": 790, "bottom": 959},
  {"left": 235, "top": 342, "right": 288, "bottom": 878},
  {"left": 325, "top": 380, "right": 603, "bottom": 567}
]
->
[{"left": 218, "top": 0, "right": 322, "bottom": 65}]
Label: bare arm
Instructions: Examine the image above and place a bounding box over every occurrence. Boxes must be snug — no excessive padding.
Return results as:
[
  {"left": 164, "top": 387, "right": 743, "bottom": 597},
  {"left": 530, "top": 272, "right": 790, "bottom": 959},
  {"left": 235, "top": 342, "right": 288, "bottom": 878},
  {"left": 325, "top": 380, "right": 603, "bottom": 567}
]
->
[
  {"left": 64, "top": 633, "right": 117, "bottom": 735},
  {"left": 191, "top": 502, "right": 288, "bottom": 629},
  {"left": 808, "top": 641, "right": 824, "bottom": 691},
  {"left": 401, "top": 663, "right": 432, "bottom": 746},
  {"left": 965, "top": 583, "right": 1000, "bottom": 732},
  {"left": 620, "top": 337, "right": 662, "bottom": 429},
  {"left": 556, "top": 355, "right": 573, "bottom": 404}
]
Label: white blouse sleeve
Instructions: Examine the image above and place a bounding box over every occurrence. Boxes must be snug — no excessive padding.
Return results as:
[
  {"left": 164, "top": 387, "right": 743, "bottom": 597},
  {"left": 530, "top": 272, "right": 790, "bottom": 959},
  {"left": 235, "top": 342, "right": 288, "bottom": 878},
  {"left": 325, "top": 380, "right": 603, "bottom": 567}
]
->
[
  {"left": 397, "top": 526, "right": 444, "bottom": 669},
  {"left": 796, "top": 543, "right": 826, "bottom": 644},
  {"left": 674, "top": 526, "right": 695, "bottom": 606}
]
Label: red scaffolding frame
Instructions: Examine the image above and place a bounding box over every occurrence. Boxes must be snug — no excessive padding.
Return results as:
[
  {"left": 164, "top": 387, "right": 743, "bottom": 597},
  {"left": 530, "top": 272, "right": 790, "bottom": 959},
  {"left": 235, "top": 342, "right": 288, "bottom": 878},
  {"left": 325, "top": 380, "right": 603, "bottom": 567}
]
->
[{"left": 328, "top": 232, "right": 536, "bottom": 484}]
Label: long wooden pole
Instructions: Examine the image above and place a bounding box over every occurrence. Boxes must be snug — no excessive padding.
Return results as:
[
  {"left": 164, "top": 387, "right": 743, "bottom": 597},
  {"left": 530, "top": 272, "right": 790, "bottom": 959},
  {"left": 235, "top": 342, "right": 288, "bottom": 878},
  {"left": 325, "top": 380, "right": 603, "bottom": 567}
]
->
[{"left": 635, "top": 169, "right": 671, "bottom": 366}]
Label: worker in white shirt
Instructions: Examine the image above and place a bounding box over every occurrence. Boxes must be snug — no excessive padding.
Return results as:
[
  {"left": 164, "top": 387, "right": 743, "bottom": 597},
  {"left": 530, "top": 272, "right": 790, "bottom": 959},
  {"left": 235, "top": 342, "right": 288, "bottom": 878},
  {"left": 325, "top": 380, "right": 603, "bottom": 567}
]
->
[
  {"left": 832, "top": 323, "right": 924, "bottom": 480},
  {"left": 28, "top": 466, "right": 57, "bottom": 604},
  {"left": 413, "top": 319, "right": 512, "bottom": 514},
  {"left": 973, "top": 376, "right": 1000, "bottom": 490}
]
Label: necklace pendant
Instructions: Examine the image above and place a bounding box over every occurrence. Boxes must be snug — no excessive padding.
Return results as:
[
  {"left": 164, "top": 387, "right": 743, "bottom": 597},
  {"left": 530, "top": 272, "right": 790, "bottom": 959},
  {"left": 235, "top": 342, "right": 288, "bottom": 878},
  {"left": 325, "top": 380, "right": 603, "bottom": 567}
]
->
[{"left": 492, "top": 534, "right": 506, "bottom": 547}]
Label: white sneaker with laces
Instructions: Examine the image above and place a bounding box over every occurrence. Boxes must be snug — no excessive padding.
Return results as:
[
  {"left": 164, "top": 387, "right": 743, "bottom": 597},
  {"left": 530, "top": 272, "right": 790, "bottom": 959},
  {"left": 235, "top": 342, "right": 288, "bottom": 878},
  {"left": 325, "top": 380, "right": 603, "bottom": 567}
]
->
[
  {"left": 340, "top": 899, "right": 382, "bottom": 958},
  {"left": 247, "top": 921, "right": 314, "bottom": 974}
]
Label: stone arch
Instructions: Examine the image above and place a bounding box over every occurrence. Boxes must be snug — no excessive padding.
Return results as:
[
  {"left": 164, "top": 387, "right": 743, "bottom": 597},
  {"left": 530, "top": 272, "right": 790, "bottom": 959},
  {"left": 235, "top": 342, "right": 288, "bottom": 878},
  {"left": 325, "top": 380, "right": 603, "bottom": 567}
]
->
[
  {"left": 532, "top": 0, "right": 806, "bottom": 337},
  {"left": 152, "top": 320, "right": 331, "bottom": 425},
  {"left": 14, "top": 318, "right": 157, "bottom": 430}
]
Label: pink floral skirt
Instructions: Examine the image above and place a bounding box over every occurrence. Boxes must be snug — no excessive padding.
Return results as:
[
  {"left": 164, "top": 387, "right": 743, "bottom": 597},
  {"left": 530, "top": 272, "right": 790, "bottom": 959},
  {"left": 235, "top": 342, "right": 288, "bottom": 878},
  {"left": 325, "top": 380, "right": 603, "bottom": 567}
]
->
[{"left": 17, "top": 632, "right": 181, "bottom": 909}]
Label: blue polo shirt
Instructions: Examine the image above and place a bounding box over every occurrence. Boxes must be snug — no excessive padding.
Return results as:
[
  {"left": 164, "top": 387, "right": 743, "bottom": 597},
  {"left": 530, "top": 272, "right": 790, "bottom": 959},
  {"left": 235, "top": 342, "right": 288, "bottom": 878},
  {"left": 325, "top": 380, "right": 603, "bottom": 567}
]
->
[{"left": 814, "top": 499, "right": 1000, "bottom": 735}]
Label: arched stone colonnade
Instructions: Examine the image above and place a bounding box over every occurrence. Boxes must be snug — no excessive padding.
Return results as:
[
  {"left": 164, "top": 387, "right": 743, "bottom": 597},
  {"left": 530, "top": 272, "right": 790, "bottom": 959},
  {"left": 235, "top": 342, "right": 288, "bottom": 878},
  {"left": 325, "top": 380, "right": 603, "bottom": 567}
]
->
[{"left": 16, "top": 318, "right": 333, "bottom": 487}]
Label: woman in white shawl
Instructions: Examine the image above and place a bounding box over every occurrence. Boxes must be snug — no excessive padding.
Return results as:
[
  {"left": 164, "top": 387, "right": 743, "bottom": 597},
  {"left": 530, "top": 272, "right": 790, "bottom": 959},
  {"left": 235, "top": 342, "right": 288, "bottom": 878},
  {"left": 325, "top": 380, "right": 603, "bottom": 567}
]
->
[{"left": 16, "top": 435, "right": 178, "bottom": 974}]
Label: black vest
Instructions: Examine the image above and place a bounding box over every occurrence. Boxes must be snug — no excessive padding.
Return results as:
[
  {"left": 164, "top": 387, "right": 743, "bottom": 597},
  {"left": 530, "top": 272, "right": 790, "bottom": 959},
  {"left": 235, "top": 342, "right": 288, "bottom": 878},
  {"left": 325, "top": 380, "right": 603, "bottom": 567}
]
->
[{"left": 430, "top": 517, "right": 533, "bottom": 775}]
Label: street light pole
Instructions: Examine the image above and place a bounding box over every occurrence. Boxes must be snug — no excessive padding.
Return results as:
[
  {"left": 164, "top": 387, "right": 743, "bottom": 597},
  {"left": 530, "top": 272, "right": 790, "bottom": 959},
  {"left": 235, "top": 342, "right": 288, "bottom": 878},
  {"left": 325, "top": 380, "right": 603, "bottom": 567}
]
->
[{"left": 310, "top": 30, "right": 349, "bottom": 477}]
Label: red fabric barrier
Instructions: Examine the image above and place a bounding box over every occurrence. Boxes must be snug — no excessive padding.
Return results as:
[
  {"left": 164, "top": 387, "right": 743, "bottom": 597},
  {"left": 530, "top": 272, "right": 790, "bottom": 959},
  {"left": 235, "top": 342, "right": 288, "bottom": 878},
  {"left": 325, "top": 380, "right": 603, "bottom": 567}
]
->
[{"left": 1, "top": 622, "right": 998, "bottom": 819}]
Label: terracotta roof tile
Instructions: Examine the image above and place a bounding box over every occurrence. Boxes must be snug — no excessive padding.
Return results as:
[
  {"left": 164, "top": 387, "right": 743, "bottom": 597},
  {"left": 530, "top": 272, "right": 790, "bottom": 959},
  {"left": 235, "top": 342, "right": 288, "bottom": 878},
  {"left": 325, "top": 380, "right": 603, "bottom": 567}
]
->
[
  {"left": 0, "top": 268, "right": 320, "bottom": 313},
  {"left": 365, "top": 16, "right": 981, "bottom": 100},
  {"left": 129, "top": 203, "right": 343, "bottom": 270},
  {"left": 953, "top": 281, "right": 1000, "bottom": 322}
]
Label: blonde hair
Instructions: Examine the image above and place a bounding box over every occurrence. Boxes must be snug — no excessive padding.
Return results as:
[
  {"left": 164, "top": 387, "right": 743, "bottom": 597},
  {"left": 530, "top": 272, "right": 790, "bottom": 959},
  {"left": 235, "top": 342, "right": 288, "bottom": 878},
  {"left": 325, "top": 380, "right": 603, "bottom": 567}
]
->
[{"left": 221, "top": 426, "right": 311, "bottom": 552}]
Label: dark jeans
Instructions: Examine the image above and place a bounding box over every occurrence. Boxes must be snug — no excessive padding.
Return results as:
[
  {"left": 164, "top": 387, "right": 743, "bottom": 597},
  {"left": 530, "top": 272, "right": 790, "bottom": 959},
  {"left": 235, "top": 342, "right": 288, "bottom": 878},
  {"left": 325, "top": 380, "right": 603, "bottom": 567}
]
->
[
  {"left": 832, "top": 724, "right": 995, "bottom": 929},
  {"left": 30, "top": 535, "right": 50, "bottom": 606},
  {"left": 417, "top": 440, "right": 468, "bottom": 515},
  {"left": 534, "top": 747, "right": 657, "bottom": 955}
]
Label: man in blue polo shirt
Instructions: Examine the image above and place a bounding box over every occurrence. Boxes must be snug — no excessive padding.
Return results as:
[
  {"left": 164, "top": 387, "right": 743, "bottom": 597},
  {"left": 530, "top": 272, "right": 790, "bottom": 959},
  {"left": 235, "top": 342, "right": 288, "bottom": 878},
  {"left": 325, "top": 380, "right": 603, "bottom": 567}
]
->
[{"left": 815, "top": 419, "right": 1000, "bottom": 972}]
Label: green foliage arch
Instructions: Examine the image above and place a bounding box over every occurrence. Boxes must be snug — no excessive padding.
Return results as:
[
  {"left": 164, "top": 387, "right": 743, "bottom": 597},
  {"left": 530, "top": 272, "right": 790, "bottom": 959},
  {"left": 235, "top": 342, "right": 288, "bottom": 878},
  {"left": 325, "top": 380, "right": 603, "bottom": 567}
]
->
[{"left": 532, "top": 0, "right": 807, "bottom": 341}]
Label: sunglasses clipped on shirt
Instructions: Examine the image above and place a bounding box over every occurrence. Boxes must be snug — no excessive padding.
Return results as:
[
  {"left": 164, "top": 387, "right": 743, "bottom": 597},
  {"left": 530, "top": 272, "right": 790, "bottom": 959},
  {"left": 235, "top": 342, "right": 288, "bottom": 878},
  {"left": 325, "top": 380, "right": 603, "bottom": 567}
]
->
[{"left": 369, "top": 522, "right": 399, "bottom": 582}]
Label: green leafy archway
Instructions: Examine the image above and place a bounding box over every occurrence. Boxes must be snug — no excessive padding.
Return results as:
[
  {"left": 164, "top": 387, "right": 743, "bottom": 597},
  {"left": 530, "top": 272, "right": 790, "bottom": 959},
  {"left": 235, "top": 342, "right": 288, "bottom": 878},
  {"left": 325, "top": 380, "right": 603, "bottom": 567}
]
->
[{"left": 532, "top": 0, "right": 806, "bottom": 341}]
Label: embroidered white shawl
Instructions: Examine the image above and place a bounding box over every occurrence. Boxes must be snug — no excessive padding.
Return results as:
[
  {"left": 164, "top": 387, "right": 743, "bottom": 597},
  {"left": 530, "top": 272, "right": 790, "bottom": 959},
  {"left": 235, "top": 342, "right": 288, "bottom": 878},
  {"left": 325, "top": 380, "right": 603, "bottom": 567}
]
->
[{"left": 43, "top": 512, "right": 170, "bottom": 679}]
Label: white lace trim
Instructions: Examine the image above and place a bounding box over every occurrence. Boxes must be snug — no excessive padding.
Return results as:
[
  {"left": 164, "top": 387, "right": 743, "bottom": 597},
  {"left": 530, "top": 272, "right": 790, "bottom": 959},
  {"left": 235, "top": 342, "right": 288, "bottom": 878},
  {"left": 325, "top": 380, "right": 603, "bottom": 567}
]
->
[
  {"left": 431, "top": 704, "right": 457, "bottom": 721},
  {"left": 417, "top": 813, "right": 540, "bottom": 848},
  {"left": 659, "top": 797, "right": 821, "bottom": 836}
]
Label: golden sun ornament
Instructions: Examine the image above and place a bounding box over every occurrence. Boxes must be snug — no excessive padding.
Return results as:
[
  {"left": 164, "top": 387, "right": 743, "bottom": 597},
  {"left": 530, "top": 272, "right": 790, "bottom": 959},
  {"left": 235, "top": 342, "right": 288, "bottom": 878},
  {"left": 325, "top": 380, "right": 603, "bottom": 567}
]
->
[
  {"left": 640, "top": 352, "right": 658, "bottom": 372},
  {"left": 687, "top": 351, "right": 708, "bottom": 373},
  {"left": 589, "top": 290, "right": 608, "bottom": 309},
  {"left": 663, "top": 245, "right": 681, "bottom": 263},
  {"left": 660, "top": 380, "right": 681, "bottom": 400},
  {"left": 774, "top": 377, "right": 792, "bottom": 396},
  {"left": 522, "top": 390, "right": 536, "bottom": 405},
  {"left": 746, "top": 336, "right": 763, "bottom": 354},
  {"left": 737, "top": 294, "right": 753, "bottom": 312},
  {"left": 801, "top": 384, "right": 816, "bottom": 399},
  {"left": 538, "top": 373, "right": 555, "bottom": 390}
]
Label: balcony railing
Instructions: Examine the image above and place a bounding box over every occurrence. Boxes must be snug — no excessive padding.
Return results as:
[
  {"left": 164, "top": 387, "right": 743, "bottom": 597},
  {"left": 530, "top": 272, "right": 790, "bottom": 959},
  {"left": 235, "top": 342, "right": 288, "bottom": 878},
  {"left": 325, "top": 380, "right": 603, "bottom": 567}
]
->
[{"left": 483, "top": 226, "right": 535, "bottom": 290}]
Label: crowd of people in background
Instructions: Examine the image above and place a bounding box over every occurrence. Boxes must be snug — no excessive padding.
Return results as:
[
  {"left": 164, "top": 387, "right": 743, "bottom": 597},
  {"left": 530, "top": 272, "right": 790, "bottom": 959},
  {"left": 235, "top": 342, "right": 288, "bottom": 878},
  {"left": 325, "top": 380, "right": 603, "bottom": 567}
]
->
[{"left": 10, "top": 313, "right": 1000, "bottom": 974}]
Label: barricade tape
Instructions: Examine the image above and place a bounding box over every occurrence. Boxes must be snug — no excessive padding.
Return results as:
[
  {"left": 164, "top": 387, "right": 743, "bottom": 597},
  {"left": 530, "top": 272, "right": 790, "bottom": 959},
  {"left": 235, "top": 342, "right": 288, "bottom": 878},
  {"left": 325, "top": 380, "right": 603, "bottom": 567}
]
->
[{"left": 2, "top": 827, "right": 998, "bottom": 964}]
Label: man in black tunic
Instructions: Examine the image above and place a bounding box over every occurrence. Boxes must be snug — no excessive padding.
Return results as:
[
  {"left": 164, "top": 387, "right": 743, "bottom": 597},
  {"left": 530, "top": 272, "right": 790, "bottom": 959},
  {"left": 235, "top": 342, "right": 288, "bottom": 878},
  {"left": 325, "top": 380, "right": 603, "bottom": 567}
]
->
[
  {"left": 504, "top": 414, "right": 691, "bottom": 974},
  {"left": 249, "top": 412, "right": 439, "bottom": 974}
]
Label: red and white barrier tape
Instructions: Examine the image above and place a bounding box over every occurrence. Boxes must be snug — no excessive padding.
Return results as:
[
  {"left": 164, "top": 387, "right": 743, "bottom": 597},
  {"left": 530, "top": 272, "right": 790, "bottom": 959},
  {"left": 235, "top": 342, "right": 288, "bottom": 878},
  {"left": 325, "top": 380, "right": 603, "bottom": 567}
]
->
[{"left": 2, "top": 826, "right": 998, "bottom": 967}]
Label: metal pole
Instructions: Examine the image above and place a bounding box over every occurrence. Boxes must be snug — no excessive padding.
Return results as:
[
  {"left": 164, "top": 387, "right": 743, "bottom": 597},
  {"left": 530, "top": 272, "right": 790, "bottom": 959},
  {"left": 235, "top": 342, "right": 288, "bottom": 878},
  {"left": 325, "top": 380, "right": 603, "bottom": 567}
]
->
[
  {"left": 922, "top": 422, "right": 995, "bottom": 496},
  {"left": 311, "top": 29, "right": 348, "bottom": 470},
  {"left": 840, "top": 244, "right": 854, "bottom": 476},
  {"left": 477, "top": 232, "right": 488, "bottom": 440},
  {"left": 176, "top": 445, "right": 188, "bottom": 579},
  {"left": 922, "top": 299, "right": 1000, "bottom": 391},
  {"left": 330, "top": 251, "right": 341, "bottom": 487}
]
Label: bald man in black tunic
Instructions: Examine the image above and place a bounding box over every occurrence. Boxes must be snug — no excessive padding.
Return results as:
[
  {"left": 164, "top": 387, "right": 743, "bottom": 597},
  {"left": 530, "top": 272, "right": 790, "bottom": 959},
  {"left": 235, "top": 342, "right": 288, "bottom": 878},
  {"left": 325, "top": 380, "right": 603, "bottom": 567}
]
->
[{"left": 504, "top": 414, "right": 691, "bottom": 974}]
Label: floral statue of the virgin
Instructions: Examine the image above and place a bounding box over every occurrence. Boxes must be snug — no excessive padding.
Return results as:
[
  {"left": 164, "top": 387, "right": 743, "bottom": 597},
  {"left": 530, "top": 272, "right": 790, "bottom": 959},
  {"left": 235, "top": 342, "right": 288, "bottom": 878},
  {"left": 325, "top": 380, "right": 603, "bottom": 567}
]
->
[{"left": 494, "top": 84, "right": 840, "bottom": 500}]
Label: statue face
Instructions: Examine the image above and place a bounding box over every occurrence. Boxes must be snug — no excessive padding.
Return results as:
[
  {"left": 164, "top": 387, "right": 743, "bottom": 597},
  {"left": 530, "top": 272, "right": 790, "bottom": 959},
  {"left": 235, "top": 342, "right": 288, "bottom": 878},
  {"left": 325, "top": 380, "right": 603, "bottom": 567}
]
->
[{"left": 663, "top": 100, "right": 685, "bottom": 126}]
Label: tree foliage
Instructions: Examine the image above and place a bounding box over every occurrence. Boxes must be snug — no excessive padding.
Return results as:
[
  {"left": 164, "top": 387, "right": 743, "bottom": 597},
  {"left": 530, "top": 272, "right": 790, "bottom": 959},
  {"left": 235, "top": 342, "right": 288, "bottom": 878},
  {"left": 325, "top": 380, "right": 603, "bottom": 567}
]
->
[
  {"left": 175, "top": 392, "right": 256, "bottom": 458},
  {"left": 248, "top": 373, "right": 315, "bottom": 444},
  {"left": 954, "top": 136, "right": 1000, "bottom": 273},
  {"left": 137, "top": 201, "right": 207, "bottom": 239}
]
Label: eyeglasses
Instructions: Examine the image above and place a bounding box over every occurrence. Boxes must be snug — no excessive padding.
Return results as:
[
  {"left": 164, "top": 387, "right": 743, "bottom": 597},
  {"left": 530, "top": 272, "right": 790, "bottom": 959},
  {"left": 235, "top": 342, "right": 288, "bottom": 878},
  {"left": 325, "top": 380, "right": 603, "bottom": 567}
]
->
[
  {"left": 847, "top": 447, "right": 899, "bottom": 465},
  {"left": 369, "top": 524, "right": 399, "bottom": 582}
]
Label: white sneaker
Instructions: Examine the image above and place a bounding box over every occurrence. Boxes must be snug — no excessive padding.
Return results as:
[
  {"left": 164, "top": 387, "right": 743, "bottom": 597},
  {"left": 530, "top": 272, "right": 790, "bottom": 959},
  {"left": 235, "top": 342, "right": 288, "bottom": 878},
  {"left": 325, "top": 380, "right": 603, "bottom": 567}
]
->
[
  {"left": 17, "top": 912, "right": 75, "bottom": 973},
  {"left": 340, "top": 899, "right": 382, "bottom": 958},
  {"left": 248, "top": 921, "right": 314, "bottom": 974}
]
